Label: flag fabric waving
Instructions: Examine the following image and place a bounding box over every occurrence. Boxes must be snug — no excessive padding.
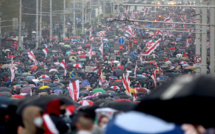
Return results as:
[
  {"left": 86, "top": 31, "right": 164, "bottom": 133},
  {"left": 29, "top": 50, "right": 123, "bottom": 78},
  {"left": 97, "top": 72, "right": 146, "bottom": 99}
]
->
[
  {"left": 151, "top": 69, "right": 162, "bottom": 87},
  {"left": 99, "top": 43, "right": 103, "bottom": 57},
  {"left": 140, "top": 54, "right": 143, "bottom": 64},
  {"left": 186, "top": 39, "right": 190, "bottom": 47},
  {"left": 99, "top": 72, "right": 103, "bottom": 86},
  {"left": 69, "top": 80, "right": 80, "bottom": 101},
  {"left": 10, "top": 57, "right": 15, "bottom": 82},
  {"left": 60, "top": 59, "right": 67, "bottom": 76},
  {"left": 43, "top": 45, "right": 48, "bottom": 58},
  {"left": 122, "top": 73, "right": 131, "bottom": 96},
  {"left": 142, "top": 39, "right": 161, "bottom": 56},
  {"left": 28, "top": 50, "right": 38, "bottom": 65},
  {"left": 134, "top": 62, "right": 138, "bottom": 76},
  {"left": 126, "top": 25, "right": 135, "bottom": 36},
  {"left": 89, "top": 26, "right": 94, "bottom": 41}
]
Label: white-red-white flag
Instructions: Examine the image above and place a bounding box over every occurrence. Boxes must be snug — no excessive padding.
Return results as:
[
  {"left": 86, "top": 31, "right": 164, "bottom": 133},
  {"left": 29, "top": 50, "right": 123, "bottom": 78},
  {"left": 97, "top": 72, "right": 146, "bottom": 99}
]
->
[
  {"left": 133, "top": 89, "right": 137, "bottom": 101},
  {"left": 89, "top": 26, "right": 94, "bottom": 41},
  {"left": 10, "top": 57, "right": 15, "bottom": 82},
  {"left": 43, "top": 45, "right": 47, "bottom": 58},
  {"left": 126, "top": 25, "right": 135, "bottom": 36},
  {"left": 151, "top": 69, "right": 162, "bottom": 87},
  {"left": 28, "top": 50, "right": 38, "bottom": 65},
  {"left": 186, "top": 39, "right": 190, "bottom": 47},
  {"left": 99, "top": 43, "right": 103, "bottom": 57},
  {"left": 60, "top": 59, "right": 67, "bottom": 76},
  {"left": 122, "top": 73, "right": 131, "bottom": 96},
  {"left": 43, "top": 113, "right": 60, "bottom": 134},
  {"left": 99, "top": 72, "right": 103, "bottom": 86},
  {"left": 140, "top": 54, "right": 143, "bottom": 64},
  {"left": 69, "top": 80, "right": 80, "bottom": 101},
  {"left": 154, "top": 30, "right": 163, "bottom": 38},
  {"left": 134, "top": 62, "right": 137, "bottom": 76},
  {"left": 142, "top": 39, "right": 161, "bottom": 56}
]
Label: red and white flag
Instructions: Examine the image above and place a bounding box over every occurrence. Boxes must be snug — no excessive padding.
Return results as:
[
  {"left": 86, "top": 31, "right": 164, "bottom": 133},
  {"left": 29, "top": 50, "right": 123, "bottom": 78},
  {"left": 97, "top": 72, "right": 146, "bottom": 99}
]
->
[
  {"left": 146, "top": 40, "right": 153, "bottom": 50},
  {"left": 28, "top": 50, "right": 38, "bottom": 65},
  {"left": 142, "top": 39, "right": 161, "bottom": 56},
  {"left": 99, "top": 43, "right": 103, "bottom": 57},
  {"left": 53, "top": 77, "right": 60, "bottom": 83},
  {"left": 142, "top": 9, "right": 146, "bottom": 16},
  {"left": 99, "top": 72, "right": 103, "bottom": 86},
  {"left": 140, "top": 54, "right": 143, "bottom": 64},
  {"left": 69, "top": 80, "right": 80, "bottom": 101},
  {"left": 133, "top": 89, "right": 137, "bottom": 101},
  {"left": 164, "top": 17, "right": 175, "bottom": 27},
  {"left": 134, "top": 62, "right": 138, "bottom": 76},
  {"left": 151, "top": 69, "right": 162, "bottom": 87},
  {"left": 184, "top": 52, "right": 189, "bottom": 58},
  {"left": 43, "top": 45, "right": 47, "bottom": 58},
  {"left": 43, "top": 113, "right": 60, "bottom": 134},
  {"left": 40, "top": 75, "right": 50, "bottom": 79},
  {"left": 186, "top": 39, "right": 190, "bottom": 47},
  {"left": 89, "top": 26, "right": 94, "bottom": 41},
  {"left": 154, "top": 30, "right": 163, "bottom": 38},
  {"left": 126, "top": 25, "right": 135, "bottom": 36},
  {"left": 89, "top": 46, "right": 93, "bottom": 59},
  {"left": 10, "top": 57, "right": 15, "bottom": 82},
  {"left": 60, "top": 59, "right": 67, "bottom": 76},
  {"left": 111, "top": 86, "right": 120, "bottom": 90},
  {"left": 122, "top": 73, "right": 131, "bottom": 96}
]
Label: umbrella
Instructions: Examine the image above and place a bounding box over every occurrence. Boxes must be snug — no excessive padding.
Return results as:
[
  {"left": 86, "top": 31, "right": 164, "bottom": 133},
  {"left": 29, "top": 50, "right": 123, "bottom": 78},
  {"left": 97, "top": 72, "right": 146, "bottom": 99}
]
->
[
  {"left": 179, "top": 61, "right": 187, "bottom": 65},
  {"left": 39, "top": 86, "right": 51, "bottom": 90},
  {"left": 77, "top": 55, "right": 86, "bottom": 58},
  {"left": 16, "top": 95, "right": 75, "bottom": 115},
  {"left": 20, "top": 87, "right": 32, "bottom": 93},
  {"left": 8, "top": 55, "right": 16, "bottom": 58},
  {"left": 105, "top": 101, "right": 137, "bottom": 112},
  {"left": 135, "top": 75, "right": 215, "bottom": 128},
  {"left": 110, "top": 86, "right": 120, "bottom": 90},
  {"left": 92, "top": 88, "right": 106, "bottom": 93},
  {"left": 105, "top": 111, "right": 185, "bottom": 134},
  {"left": 135, "top": 88, "right": 150, "bottom": 93},
  {"left": 51, "top": 37, "right": 56, "bottom": 39},
  {"left": 85, "top": 44, "right": 91, "bottom": 47},
  {"left": 69, "top": 52, "right": 76, "bottom": 55},
  {"left": 64, "top": 37, "right": 69, "bottom": 41},
  {"left": 79, "top": 100, "right": 94, "bottom": 106},
  {"left": 0, "top": 87, "right": 11, "bottom": 93},
  {"left": 109, "top": 76, "right": 118, "bottom": 80},
  {"left": 13, "top": 95, "right": 25, "bottom": 99},
  {"left": 73, "top": 64, "right": 82, "bottom": 68}
]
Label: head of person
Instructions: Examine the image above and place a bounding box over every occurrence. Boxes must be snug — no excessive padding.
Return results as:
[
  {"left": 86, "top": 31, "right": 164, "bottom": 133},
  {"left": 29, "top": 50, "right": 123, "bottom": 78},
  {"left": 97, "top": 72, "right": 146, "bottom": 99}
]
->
[
  {"left": 20, "top": 106, "right": 44, "bottom": 134},
  {"left": 98, "top": 115, "right": 109, "bottom": 128},
  {"left": 76, "top": 113, "right": 94, "bottom": 132}
]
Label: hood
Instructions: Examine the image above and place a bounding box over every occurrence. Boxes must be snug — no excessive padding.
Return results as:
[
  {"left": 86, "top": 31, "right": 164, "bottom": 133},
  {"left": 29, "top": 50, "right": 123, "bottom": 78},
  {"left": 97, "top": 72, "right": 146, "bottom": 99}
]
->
[
  {"left": 21, "top": 106, "right": 42, "bottom": 134},
  {"left": 46, "top": 99, "right": 61, "bottom": 116}
]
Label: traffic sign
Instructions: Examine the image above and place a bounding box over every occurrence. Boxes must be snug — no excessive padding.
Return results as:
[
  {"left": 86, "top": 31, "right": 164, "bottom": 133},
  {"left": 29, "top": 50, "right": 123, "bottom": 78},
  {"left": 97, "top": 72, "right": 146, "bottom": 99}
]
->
[
  {"left": 131, "top": 52, "right": 138, "bottom": 58},
  {"left": 118, "top": 37, "right": 125, "bottom": 44},
  {"left": 103, "top": 43, "right": 110, "bottom": 49},
  {"left": 69, "top": 71, "right": 77, "bottom": 78},
  {"left": 194, "top": 54, "right": 202, "bottom": 63}
]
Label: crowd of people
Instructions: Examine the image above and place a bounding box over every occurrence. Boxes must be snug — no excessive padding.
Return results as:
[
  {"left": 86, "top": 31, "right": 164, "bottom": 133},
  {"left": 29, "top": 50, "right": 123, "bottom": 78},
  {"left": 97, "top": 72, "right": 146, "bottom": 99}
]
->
[{"left": 0, "top": 3, "right": 213, "bottom": 134}]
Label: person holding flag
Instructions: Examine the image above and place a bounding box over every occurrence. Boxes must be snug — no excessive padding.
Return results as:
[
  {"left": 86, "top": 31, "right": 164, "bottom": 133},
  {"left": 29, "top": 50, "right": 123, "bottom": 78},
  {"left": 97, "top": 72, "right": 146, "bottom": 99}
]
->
[
  {"left": 99, "top": 43, "right": 103, "bottom": 58},
  {"left": 60, "top": 59, "right": 67, "bottom": 77},
  {"left": 28, "top": 50, "right": 38, "bottom": 65},
  {"left": 43, "top": 44, "right": 48, "bottom": 58},
  {"left": 69, "top": 80, "right": 80, "bottom": 101}
]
